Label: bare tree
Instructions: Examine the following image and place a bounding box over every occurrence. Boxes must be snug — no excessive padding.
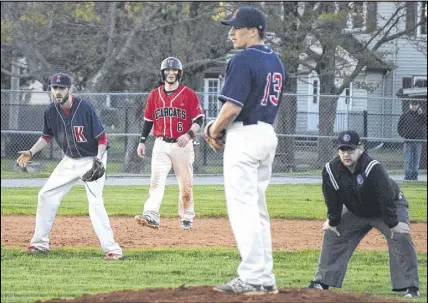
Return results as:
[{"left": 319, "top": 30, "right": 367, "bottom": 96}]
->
[
  {"left": 2, "top": 2, "right": 426, "bottom": 170},
  {"left": 258, "top": 1, "right": 427, "bottom": 167},
  {"left": 1, "top": 2, "right": 231, "bottom": 92}
]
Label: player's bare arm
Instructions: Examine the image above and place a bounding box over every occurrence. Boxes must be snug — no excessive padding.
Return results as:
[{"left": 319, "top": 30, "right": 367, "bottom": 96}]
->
[
  {"left": 208, "top": 102, "right": 241, "bottom": 137},
  {"left": 189, "top": 121, "right": 201, "bottom": 134},
  {"left": 137, "top": 120, "right": 154, "bottom": 158},
  {"left": 16, "top": 137, "right": 49, "bottom": 168}
]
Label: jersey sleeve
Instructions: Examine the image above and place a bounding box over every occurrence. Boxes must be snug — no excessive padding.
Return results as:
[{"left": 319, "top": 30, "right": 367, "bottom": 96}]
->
[
  {"left": 144, "top": 91, "right": 155, "bottom": 122},
  {"left": 322, "top": 165, "right": 343, "bottom": 226},
  {"left": 42, "top": 108, "right": 54, "bottom": 138},
  {"left": 218, "top": 54, "right": 251, "bottom": 107},
  {"left": 88, "top": 104, "right": 105, "bottom": 139},
  {"left": 187, "top": 89, "right": 205, "bottom": 121}
]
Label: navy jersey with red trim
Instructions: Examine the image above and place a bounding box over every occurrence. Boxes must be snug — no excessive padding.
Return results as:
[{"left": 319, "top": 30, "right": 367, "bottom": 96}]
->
[
  {"left": 43, "top": 97, "right": 106, "bottom": 158},
  {"left": 218, "top": 45, "right": 286, "bottom": 125}
]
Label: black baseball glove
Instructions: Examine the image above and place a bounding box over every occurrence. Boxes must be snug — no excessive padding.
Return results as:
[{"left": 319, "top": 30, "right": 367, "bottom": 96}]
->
[{"left": 82, "top": 157, "right": 105, "bottom": 182}]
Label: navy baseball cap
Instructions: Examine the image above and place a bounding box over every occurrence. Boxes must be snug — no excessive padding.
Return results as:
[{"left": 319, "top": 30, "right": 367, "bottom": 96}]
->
[
  {"left": 337, "top": 130, "right": 361, "bottom": 149},
  {"left": 50, "top": 73, "right": 71, "bottom": 88},
  {"left": 221, "top": 6, "right": 266, "bottom": 31}
]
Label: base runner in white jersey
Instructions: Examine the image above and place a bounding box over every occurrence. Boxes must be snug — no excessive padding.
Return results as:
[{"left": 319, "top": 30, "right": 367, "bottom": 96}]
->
[{"left": 16, "top": 73, "right": 122, "bottom": 260}]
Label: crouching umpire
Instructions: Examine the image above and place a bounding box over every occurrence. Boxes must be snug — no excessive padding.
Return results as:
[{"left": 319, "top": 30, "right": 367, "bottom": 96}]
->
[{"left": 307, "top": 130, "right": 420, "bottom": 298}]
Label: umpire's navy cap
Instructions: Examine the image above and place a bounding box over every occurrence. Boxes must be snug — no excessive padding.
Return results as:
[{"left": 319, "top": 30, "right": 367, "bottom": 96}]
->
[
  {"left": 221, "top": 6, "right": 266, "bottom": 31},
  {"left": 50, "top": 73, "right": 71, "bottom": 88},
  {"left": 337, "top": 130, "right": 361, "bottom": 149}
]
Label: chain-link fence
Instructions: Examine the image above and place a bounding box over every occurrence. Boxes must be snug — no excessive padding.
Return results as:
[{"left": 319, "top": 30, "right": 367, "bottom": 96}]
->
[{"left": 1, "top": 90, "right": 426, "bottom": 177}]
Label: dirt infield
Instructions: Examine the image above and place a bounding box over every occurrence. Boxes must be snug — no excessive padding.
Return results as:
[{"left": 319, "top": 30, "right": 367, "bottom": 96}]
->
[
  {"left": 2, "top": 216, "right": 424, "bottom": 303},
  {"left": 39, "top": 286, "right": 407, "bottom": 303},
  {"left": 1, "top": 216, "right": 427, "bottom": 252}
]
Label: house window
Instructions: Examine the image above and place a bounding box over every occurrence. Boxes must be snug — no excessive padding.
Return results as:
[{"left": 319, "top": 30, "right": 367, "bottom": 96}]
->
[
  {"left": 203, "top": 78, "right": 221, "bottom": 120},
  {"left": 346, "top": 2, "right": 367, "bottom": 32},
  {"left": 413, "top": 76, "right": 427, "bottom": 88},
  {"left": 417, "top": 2, "right": 427, "bottom": 36}
]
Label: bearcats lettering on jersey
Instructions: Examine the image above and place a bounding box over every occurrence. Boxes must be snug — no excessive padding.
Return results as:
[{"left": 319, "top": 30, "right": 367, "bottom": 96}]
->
[
  {"left": 155, "top": 107, "right": 187, "bottom": 120},
  {"left": 144, "top": 84, "right": 204, "bottom": 139},
  {"left": 43, "top": 97, "right": 107, "bottom": 158}
]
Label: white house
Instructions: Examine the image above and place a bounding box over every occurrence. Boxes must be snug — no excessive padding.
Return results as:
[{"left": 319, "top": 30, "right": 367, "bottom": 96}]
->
[{"left": 202, "top": 2, "right": 427, "bottom": 137}]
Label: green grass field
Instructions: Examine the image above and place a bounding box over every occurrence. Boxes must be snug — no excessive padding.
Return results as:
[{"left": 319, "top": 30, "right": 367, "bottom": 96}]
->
[
  {"left": 1, "top": 183, "right": 427, "bottom": 303},
  {"left": 2, "top": 157, "right": 426, "bottom": 179},
  {"left": 1, "top": 248, "right": 427, "bottom": 303},
  {"left": 1, "top": 183, "right": 427, "bottom": 221}
]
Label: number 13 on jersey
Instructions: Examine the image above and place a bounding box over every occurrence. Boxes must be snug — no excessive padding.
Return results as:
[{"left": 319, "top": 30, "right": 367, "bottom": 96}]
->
[{"left": 261, "top": 72, "right": 283, "bottom": 106}]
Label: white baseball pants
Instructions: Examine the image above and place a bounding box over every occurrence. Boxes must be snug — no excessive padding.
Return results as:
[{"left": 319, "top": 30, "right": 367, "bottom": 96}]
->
[
  {"left": 143, "top": 138, "right": 195, "bottom": 223},
  {"left": 224, "top": 121, "right": 278, "bottom": 287},
  {"left": 30, "top": 153, "right": 122, "bottom": 255}
]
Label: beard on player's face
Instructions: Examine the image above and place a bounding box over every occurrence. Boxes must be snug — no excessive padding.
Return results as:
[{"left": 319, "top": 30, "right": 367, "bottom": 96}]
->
[{"left": 51, "top": 87, "right": 70, "bottom": 105}]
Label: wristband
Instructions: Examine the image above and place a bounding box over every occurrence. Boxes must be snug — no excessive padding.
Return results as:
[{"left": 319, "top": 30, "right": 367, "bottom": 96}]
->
[
  {"left": 187, "top": 130, "right": 195, "bottom": 139},
  {"left": 139, "top": 136, "right": 147, "bottom": 144}
]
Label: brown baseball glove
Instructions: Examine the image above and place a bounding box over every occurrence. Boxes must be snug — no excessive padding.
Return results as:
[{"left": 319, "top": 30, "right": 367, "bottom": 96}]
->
[{"left": 204, "top": 120, "right": 226, "bottom": 152}]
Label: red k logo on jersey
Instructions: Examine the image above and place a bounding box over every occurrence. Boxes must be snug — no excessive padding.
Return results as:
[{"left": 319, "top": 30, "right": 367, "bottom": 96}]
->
[{"left": 73, "top": 126, "right": 87, "bottom": 142}]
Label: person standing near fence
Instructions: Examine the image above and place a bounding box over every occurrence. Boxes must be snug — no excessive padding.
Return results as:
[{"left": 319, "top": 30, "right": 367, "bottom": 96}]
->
[
  {"left": 205, "top": 7, "right": 286, "bottom": 295},
  {"left": 397, "top": 100, "right": 427, "bottom": 181},
  {"left": 135, "top": 57, "right": 204, "bottom": 230},
  {"left": 15, "top": 72, "right": 123, "bottom": 260},
  {"left": 307, "top": 130, "right": 420, "bottom": 298}
]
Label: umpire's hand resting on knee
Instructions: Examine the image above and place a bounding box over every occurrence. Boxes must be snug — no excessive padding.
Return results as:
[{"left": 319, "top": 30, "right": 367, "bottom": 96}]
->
[
  {"left": 390, "top": 222, "right": 410, "bottom": 239},
  {"left": 322, "top": 219, "right": 340, "bottom": 236}
]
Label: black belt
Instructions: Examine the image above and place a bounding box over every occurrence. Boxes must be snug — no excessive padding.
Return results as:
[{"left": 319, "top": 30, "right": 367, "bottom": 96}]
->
[
  {"left": 242, "top": 120, "right": 269, "bottom": 126},
  {"left": 242, "top": 121, "right": 257, "bottom": 126},
  {"left": 158, "top": 137, "right": 177, "bottom": 143}
]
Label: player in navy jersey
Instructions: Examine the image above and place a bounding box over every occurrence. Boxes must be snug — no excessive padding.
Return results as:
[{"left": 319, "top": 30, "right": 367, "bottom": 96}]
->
[
  {"left": 16, "top": 73, "right": 122, "bottom": 260},
  {"left": 207, "top": 7, "right": 286, "bottom": 295}
]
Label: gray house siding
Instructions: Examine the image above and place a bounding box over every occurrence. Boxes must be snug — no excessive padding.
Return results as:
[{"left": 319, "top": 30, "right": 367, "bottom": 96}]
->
[
  {"left": 295, "top": 2, "right": 426, "bottom": 139},
  {"left": 296, "top": 76, "right": 310, "bottom": 134},
  {"left": 372, "top": 2, "right": 426, "bottom": 97},
  {"left": 377, "top": 2, "right": 427, "bottom": 137},
  {"left": 365, "top": 72, "right": 386, "bottom": 138}
]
